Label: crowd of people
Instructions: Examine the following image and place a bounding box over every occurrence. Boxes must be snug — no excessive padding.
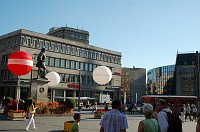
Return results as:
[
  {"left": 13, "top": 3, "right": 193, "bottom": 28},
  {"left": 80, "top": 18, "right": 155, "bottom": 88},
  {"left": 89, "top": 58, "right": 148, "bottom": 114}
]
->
[{"left": 1, "top": 96, "right": 200, "bottom": 132}]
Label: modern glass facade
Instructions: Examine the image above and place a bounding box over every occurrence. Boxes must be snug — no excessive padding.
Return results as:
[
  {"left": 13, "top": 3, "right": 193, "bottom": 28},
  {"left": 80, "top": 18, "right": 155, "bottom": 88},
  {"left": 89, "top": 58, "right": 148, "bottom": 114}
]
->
[{"left": 147, "top": 65, "right": 175, "bottom": 95}]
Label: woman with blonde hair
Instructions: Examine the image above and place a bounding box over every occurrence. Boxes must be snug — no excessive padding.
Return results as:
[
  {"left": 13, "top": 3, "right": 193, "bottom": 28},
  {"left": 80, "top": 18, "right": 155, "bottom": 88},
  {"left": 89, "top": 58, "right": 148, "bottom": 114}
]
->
[{"left": 138, "top": 103, "right": 160, "bottom": 132}]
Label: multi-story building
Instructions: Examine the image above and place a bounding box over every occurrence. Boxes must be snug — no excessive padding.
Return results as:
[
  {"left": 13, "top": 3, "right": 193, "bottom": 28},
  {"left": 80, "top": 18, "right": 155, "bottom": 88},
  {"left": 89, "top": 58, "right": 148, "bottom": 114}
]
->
[
  {"left": 175, "top": 51, "right": 199, "bottom": 96},
  {"left": 147, "top": 65, "right": 175, "bottom": 95},
  {"left": 121, "top": 67, "right": 146, "bottom": 104},
  {"left": 0, "top": 26, "right": 122, "bottom": 101}
]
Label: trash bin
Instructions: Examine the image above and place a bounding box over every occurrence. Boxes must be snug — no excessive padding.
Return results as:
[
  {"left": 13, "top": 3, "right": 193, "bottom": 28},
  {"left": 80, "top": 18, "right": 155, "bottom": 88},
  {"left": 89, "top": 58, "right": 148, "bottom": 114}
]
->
[{"left": 64, "top": 121, "right": 74, "bottom": 132}]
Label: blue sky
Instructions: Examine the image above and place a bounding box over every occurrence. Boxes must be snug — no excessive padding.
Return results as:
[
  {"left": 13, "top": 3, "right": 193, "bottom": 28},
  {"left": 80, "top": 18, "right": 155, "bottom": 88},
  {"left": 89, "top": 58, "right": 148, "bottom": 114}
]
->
[{"left": 1, "top": 0, "right": 200, "bottom": 71}]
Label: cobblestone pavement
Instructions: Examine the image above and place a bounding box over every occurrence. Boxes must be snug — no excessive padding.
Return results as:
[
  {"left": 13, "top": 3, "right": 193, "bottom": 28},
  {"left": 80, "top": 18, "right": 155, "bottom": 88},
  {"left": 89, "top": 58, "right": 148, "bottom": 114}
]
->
[{"left": 0, "top": 111, "right": 197, "bottom": 132}]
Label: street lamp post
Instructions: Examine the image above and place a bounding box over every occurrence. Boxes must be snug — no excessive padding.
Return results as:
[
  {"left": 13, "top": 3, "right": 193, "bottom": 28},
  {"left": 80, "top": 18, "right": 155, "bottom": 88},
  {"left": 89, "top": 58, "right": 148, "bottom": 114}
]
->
[
  {"left": 78, "top": 70, "right": 81, "bottom": 112},
  {"left": 196, "top": 51, "right": 200, "bottom": 116}
]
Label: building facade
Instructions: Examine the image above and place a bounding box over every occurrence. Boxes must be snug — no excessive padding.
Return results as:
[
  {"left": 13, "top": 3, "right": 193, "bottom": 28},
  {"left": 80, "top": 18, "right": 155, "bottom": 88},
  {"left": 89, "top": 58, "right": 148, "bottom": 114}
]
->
[
  {"left": 121, "top": 67, "right": 146, "bottom": 104},
  {"left": 147, "top": 65, "right": 175, "bottom": 95},
  {"left": 0, "top": 26, "right": 122, "bottom": 101},
  {"left": 175, "top": 52, "right": 200, "bottom": 97}
]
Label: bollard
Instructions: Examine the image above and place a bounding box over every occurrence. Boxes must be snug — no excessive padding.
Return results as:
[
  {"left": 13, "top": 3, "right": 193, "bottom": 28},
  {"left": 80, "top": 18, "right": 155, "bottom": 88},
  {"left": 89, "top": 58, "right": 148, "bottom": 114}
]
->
[{"left": 64, "top": 121, "right": 74, "bottom": 132}]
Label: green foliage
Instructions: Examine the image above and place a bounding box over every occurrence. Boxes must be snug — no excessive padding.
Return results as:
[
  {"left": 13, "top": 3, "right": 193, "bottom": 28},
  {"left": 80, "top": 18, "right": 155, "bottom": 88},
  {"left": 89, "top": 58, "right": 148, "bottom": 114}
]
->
[
  {"left": 3, "top": 97, "right": 13, "bottom": 106},
  {"left": 65, "top": 99, "right": 76, "bottom": 109}
]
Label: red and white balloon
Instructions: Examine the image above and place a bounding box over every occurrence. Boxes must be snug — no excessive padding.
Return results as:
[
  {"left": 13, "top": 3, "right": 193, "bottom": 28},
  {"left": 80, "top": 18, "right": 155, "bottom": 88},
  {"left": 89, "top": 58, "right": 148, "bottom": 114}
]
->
[
  {"left": 92, "top": 66, "right": 112, "bottom": 85},
  {"left": 7, "top": 51, "right": 33, "bottom": 76}
]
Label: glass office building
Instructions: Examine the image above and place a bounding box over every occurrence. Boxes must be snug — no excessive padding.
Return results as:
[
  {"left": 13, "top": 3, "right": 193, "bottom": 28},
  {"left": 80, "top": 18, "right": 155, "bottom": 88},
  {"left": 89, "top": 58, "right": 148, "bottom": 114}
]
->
[{"left": 147, "top": 65, "right": 175, "bottom": 95}]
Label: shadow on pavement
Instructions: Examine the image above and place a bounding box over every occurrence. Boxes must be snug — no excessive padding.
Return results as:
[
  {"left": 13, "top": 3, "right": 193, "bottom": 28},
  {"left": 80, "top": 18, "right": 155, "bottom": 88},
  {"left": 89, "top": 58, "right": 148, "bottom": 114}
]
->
[
  {"left": 49, "top": 130, "right": 63, "bottom": 132},
  {"left": 0, "top": 129, "right": 26, "bottom": 131}
]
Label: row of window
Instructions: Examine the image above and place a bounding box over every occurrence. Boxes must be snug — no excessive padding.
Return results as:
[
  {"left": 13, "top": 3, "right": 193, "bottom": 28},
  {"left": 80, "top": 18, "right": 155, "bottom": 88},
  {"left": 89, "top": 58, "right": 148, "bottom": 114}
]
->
[
  {"left": 59, "top": 73, "right": 112, "bottom": 85},
  {"left": 45, "top": 56, "right": 113, "bottom": 72},
  {"left": 182, "top": 85, "right": 195, "bottom": 92},
  {"left": 51, "top": 30, "right": 89, "bottom": 41},
  {"left": 0, "top": 69, "right": 112, "bottom": 86},
  {"left": 21, "top": 35, "right": 121, "bottom": 64},
  {"left": 2, "top": 54, "right": 114, "bottom": 72}
]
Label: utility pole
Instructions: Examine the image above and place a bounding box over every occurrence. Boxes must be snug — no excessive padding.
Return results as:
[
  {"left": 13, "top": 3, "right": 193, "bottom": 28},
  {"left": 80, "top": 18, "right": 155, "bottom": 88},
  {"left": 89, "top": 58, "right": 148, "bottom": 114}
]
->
[
  {"left": 196, "top": 51, "right": 200, "bottom": 116},
  {"left": 77, "top": 70, "right": 81, "bottom": 112}
]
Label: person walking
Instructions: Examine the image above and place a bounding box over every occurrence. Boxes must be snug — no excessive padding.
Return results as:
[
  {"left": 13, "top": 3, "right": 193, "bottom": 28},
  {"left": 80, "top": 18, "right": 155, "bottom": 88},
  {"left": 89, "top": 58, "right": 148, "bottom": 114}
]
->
[
  {"left": 185, "top": 104, "right": 192, "bottom": 121},
  {"left": 192, "top": 105, "right": 197, "bottom": 121},
  {"left": 180, "top": 104, "right": 186, "bottom": 123},
  {"left": 25, "top": 99, "right": 37, "bottom": 131},
  {"left": 92, "top": 101, "right": 97, "bottom": 113},
  {"left": 137, "top": 103, "right": 159, "bottom": 132},
  {"left": 99, "top": 99, "right": 128, "bottom": 132},
  {"left": 155, "top": 99, "right": 170, "bottom": 132}
]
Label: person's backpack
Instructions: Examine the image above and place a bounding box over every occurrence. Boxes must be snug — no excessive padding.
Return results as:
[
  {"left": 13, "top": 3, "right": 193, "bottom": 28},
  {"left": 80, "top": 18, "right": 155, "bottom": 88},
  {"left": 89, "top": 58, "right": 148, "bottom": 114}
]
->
[{"left": 164, "top": 111, "right": 182, "bottom": 132}]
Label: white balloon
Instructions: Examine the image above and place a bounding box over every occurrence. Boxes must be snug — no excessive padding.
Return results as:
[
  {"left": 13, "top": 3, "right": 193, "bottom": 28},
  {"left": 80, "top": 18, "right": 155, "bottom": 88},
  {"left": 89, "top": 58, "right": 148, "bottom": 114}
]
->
[
  {"left": 45, "top": 71, "right": 60, "bottom": 86},
  {"left": 92, "top": 66, "right": 112, "bottom": 85}
]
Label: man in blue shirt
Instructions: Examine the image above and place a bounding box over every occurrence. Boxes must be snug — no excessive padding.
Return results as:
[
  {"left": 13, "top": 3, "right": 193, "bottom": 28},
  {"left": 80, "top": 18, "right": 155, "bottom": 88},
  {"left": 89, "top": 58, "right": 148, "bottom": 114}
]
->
[{"left": 99, "top": 99, "right": 128, "bottom": 132}]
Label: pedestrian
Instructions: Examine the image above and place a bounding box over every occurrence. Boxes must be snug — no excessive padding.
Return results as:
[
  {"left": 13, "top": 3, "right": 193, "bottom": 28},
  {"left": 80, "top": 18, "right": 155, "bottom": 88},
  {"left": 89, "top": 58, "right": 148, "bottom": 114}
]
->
[
  {"left": 128, "top": 104, "right": 133, "bottom": 114},
  {"left": 137, "top": 103, "right": 159, "bottom": 132},
  {"left": 99, "top": 99, "right": 128, "bottom": 132},
  {"left": 72, "top": 113, "right": 81, "bottom": 132},
  {"left": 0, "top": 96, "right": 5, "bottom": 109},
  {"left": 25, "top": 99, "right": 37, "bottom": 131},
  {"left": 192, "top": 105, "right": 197, "bottom": 121},
  {"left": 79, "top": 100, "right": 83, "bottom": 111},
  {"left": 19, "top": 99, "right": 25, "bottom": 110},
  {"left": 105, "top": 103, "right": 109, "bottom": 111},
  {"left": 180, "top": 104, "right": 186, "bottom": 123},
  {"left": 86, "top": 100, "right": 90, "bottom": 109},
  {"left": 155, "top": 99, "right": 170, "bottom": 132},
  {"left": 92, "top": 101, "right": 97, "bottom": 113},
  {"left": 185, "top": 104, "right": 192, "bottom": 121}
]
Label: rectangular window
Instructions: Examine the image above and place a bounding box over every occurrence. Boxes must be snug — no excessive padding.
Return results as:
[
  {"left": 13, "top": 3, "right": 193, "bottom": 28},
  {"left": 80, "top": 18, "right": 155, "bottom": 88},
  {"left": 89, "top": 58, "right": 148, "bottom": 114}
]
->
[
  {"left": 66, "top": 60, "right": 71, "bottom": 69},
  {"left": 75, "top": 61, "right": 80, "bottom": 69},
  {"left": 57, "top": 45, "right": 61, "bottom": 52},
  {"left": 60, "top": 73, "right": 65, "bottom": 82},
  {"left": 55, "top": 58, "right": 60, "bottom": 67},
  {"left": 67, "top": 46, "right": 71, "bottom": 54},
  {"left": 94, "top": 52, "right": 97, "bottom": 59},
  {"left": 89, "top": 64, "right": 93, "bottom": 72},
  {"left": 77, "top": 48, "right": 80, "bottom": 56},
  {"left": 70, "top": 75, "right": 75, "bottom": 82},
  {"left": 45, "top": 41, "right": 50, "bottom": 51},
  {"left": 51, "top": 43, "right": 56, "bottom": 52},
  {"left": 65, "top": 74, "right": 69, "bottom": 82},
  {"left": 71, "top": 61, "right": 75, "bottom": 69},
  {"left": 62, "top": 45, "right": 66, "bottom": 53},
  {"left": 39, "top": 40, "right": 44, "bottom": 49},
  {"left": 108, "top": 55, "right": 111, "bottom": 62},
  {"left": 85, "top": 63, "right": 88, "bottom": 71},
  {"left": 46, "top": 56, "right": 49, "bottom": 66},
  {"left": 55, "top": 89, "right": 64, "bottom": 97},
  {"left": 49, "top": 57, "right": 55, "bottom": 66},
  {"left": 60, "top": 59, "right": 65, "bottom": 68},
  {"left": 93, "top": 64, "right": 97, "bottom": 71},
  {"left": 81, "top": 49, "right": 85, "bottom": 57},
  {"left": 72, "top": 47, "right": 76, "bottom": 56},
  {"left": 85, "top": 50, "right": 89, "bottom": 58},
  {"left": 80, "top": 62, "right": 84, "bottom": 70},
  {"left": 90, "top": 51, "right": 93, "bottom": 59}
]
